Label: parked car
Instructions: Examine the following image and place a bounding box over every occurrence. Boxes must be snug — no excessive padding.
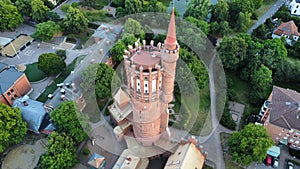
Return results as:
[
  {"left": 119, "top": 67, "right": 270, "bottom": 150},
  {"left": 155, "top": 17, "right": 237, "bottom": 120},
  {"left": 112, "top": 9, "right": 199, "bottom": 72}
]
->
[
  {"left": 266, "top": 155, "right": 272, "bottom": 166},
  {"left": 287, "top": 161, "right": 294, "bottom": 169},
  {"left": 273, "top": 157, "right": 278, "bottom": 168}
]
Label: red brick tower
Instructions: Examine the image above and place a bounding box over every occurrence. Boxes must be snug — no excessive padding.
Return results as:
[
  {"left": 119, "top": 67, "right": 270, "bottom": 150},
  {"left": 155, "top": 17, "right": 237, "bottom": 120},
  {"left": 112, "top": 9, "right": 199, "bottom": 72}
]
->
[{"left": 123, "top": 8, "right": 179, "bottom": 146}]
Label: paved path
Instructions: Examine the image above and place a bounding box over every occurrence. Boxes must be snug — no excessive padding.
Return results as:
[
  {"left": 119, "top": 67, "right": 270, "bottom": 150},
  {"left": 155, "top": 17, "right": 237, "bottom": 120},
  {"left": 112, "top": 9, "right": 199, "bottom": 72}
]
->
[{"left": 247, "top": 0, "right": 284, "bottom": 34}]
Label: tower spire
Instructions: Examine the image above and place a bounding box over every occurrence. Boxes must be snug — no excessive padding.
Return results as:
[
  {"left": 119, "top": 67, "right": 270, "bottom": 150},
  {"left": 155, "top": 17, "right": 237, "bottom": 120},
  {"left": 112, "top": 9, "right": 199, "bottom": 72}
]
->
[{"left": 165, "top": 7, "right": 177, "bottom": 50}]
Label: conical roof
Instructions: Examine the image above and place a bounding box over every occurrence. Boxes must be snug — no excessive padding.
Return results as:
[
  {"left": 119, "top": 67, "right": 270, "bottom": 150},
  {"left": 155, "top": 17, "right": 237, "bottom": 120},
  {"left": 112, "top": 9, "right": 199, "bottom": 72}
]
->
[{"left": 165, "top": 8, "right": 177, "bottom": 50}]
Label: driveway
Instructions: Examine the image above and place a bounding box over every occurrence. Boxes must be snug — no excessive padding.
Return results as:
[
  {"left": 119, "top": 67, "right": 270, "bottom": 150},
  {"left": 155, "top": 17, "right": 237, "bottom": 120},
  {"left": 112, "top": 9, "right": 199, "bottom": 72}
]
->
[{"left": 247, "top": 0, "right": 284, "bottom": 34}]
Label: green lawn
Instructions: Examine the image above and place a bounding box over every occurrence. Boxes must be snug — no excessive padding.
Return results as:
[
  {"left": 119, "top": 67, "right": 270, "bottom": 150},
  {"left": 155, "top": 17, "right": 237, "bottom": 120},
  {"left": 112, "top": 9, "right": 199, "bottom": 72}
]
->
[
  {"left": 226, "top": 72, "right": 260, "bottom": 128},
  {"left": 36, "top": 56, "right": 85, "bottom": 102},
  {"left": 24, "top": 63, "right": 46, "bottom": 82},
  {"left": 172, "top": 80, "right": 211, "bottom": 136},
  {"left": 255, "top": 0, "right": 278, "bottom": 19}
]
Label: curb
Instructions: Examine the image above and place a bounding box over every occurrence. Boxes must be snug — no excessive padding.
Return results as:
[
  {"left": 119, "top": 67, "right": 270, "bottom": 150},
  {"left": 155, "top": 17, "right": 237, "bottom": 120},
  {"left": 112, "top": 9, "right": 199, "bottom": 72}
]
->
[{"left": 30, "top": 77, "right": 48, "bottom": 84}]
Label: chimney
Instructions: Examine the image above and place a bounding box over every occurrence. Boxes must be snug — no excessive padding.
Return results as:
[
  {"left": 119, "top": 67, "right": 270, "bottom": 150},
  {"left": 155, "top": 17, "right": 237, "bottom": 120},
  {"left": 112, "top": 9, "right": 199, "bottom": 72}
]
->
[{"left": 23, "top": 101, "right": 28, "bottom": 106}]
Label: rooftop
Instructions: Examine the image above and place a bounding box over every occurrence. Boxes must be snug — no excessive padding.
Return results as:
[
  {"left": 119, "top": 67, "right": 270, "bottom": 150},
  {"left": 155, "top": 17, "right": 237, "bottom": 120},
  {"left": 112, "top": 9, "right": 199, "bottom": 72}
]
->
[
  {"left": 164, "top": 142, "right": 205, "bottom": 169},
  {"left": 132, "top": 50, "right": 161, "bottom": 69},
  {"left": 0, "top": 66, "right": 23, "bottom": 94},
  {"left": 0, "top": 35, "right": 33, "bottom": 57},
  {"left": 274, "top": 21, "right": 300, "bottom": 38},
  {"left": 268, "top": 86, "right": 300, "bottom": 130},
  {"left": 12, "top": 95, "right": 47, "bottom": 133}
]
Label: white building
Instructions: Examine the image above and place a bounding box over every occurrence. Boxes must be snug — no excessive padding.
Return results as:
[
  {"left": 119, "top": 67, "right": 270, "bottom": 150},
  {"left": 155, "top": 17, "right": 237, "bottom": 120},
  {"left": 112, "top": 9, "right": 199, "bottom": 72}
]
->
[
  {"left": 271, "top": 21, "right": 300, "bottom": 46},
  {"left": 289, "top": 0, "right": 300, "bottom": 16}
]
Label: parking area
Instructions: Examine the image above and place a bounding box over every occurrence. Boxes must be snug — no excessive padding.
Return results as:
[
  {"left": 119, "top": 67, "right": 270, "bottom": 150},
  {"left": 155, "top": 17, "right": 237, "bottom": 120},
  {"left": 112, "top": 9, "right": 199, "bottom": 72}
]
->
[{"left": 248, "top": 144, "right": 300, "bottom": 169}]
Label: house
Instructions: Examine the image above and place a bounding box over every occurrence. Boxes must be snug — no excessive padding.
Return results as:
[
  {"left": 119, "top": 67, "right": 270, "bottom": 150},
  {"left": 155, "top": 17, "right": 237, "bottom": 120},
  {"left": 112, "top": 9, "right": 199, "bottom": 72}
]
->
[
  {"left": 288, "top": 0, "right": 300, "bottom": 16},
  {"left": 0, "top": 63, "right": 32, "bottom": 106},
  {"left": 164, "top": 136, "right": 206, "bottom": 169},
  {"left": 271, "top": 21, "right": 300, "bottom": 46},
  {"left": 88, "top": 153, "right": 106, "bottom": 169},
  {"left": 13, "top": 95, "right": 55, "bottom": 133},
  {"left": 260, "top": 86, "right": 300, "bottom": 149}
]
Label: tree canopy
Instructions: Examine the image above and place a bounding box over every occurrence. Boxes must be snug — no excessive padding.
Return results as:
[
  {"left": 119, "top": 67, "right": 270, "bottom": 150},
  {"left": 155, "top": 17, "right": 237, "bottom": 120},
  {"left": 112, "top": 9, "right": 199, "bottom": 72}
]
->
[
  {"left": 50, "top": 101, "right": 89, "bottom": 143},
  {"left": 0, "top": 1, "right": 23, "bottom": 30},
  {"left": 185, "top": 17, "right": 210, "bottom": 35},
  {"left": 229, "top": 123, "right": 273, "bottom": 165},
  {"left": 32, "top": 21, "right": 61, "bottom": 41},
  {"left": 184, "top": 0, "right": 210, "bottom": 20},
  {"left": 81, "top": 63, "right": 115, "bottom": 100},
  {"left": 124, "top": 18, "right": 145, "bottom": 39},
  {"left": 0, "top": 103, "right": 27, "bottom": 153},
  {"left": 62, "top": 6, "right": 88, "bottom": 33},
  {"left": 41, "top": 132, "right": 77, "bottom": 169},
  {"left": 31, "top": 0, "right": 50, "bottom": 23},
  {"left": 38, "top": 53, "right": 66, "bottom": 76},
  {"left": 217, "top": 36, "right": 248, "bottom": 70}
]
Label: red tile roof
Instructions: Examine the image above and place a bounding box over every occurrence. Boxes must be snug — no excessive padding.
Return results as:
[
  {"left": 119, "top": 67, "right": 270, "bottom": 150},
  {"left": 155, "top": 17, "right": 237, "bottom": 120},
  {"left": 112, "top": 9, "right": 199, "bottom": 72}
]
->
[{"left": 274, "top": 21, "right": 300, "bottom": 39}]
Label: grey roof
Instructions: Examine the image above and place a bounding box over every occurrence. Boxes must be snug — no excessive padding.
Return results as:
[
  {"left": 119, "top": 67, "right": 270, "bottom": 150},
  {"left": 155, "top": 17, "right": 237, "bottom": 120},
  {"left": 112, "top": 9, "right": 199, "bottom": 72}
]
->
[
  {"left": 13, "top": 95, "right": 47, "bottom": 133},
  {"left": 0, "top": 66, "right": 23, "bottom": 94},
  {"left": 0, "top": 62, "right": 7, "bottom": 71},
  {"left": 269, "top": 86, "right": 300, "bottom": 130}
]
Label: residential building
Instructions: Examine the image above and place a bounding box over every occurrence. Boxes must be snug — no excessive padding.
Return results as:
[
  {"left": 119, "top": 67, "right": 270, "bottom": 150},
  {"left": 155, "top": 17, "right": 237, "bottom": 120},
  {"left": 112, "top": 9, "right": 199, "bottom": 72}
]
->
[
  {"left": 12, "top": 95, "right": 55, "bottom": 133},
  {"left": 0, "top": 62, "right": 31, "bottom": 106},
  {"left": 164, "top": 136, "right": 206, "bottom": 169},
  {"left": 288, "top": 0, "right": 300, "bottom": 16},
  {"left": 271, "top": 21, "right": 300, "bottom": 46},
  {"left": 260, "top": 86, "right": 300, "bottom": 149}
]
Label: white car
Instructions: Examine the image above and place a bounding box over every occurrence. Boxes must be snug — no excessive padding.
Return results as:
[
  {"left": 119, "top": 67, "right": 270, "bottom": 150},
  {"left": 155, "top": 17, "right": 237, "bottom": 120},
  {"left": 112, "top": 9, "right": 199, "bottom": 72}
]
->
[
  {"left": 288, "top": 161, "right": 294, "bottom": 169},
  {"left": 273, "top": 158, "right": 278, "bottom": 168}
]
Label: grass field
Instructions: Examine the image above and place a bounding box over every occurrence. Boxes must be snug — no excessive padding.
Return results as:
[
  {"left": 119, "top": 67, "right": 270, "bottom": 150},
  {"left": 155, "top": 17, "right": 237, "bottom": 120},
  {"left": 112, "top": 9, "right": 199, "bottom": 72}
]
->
[
  {"left": 255, "top": 0, "right": 278, "bottom": 19},
  {"left": 226, "top": 71, "right": 260, "bottom": 128},
  {"left": 36, "top": 56, "right": 84, "bottom": 102},
  {"left": 24, "top": 63, "right": 46, "bottom": 82}
]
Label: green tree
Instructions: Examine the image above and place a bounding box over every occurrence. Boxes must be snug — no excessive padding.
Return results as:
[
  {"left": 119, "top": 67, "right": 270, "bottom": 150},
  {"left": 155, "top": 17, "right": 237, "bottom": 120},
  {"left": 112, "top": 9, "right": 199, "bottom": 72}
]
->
[
  {"left": 185, "top": 17, "right": 210, "bottom": 35},
  {"left": 184, "top": 0, "right": 209, "bottom": 20},
  {"left": 32, "top": 21, "right": 61, "bottom": 41},
  {"left": 125, "top": 0, "right": 142, "bottom": 14},
  {"left": 210, "top": 0, "right": 229, "bottom": 23},
  {"left": 121, "top": 33, "right": 138, "bottom": 46},
  {"left": 217, "top": 36, "right": 248, "bottom": 70},
  {"left": 0, "top": 1, "right": 23, "bottom": 30},
  {"left": 110, "top": 40, "right": 127, "bottom": 62},
  {"left": 81, "top": 63, "right": 115, "bottom": 100},
  {"left": 111, "top": 0, "right": 125, "bottom": 8},
  {"left": 15, "top": 0, "right": 31, "bottom": 16},
  {"left": 229, "top": 123, "right": 274, "bottom": 165},
  {"left": 55, "top": 49, "right": 67, "bottom": 59},
  {"left": 0, "top": 104, "right": 27, "bottom": 153},
  {"left": 124, "top": 18, "right": 145, "bottom": 39},
  {"left": 81, "top": 0, "right": 97, "bottom": 7},
  {"left": 50, "top": 101, "right": 89, "bottom": 143},
  {"left": 228, "top": 0, "right": 254, "bottom": 28},
  {"left": 31, "top": 0, "right": 50, "bottom": 23},
  {"left": 236, "top": 12, "right": 252, "bottom": 32},
  {"left": 62, "top": 7, "right": 88, "bottom": 33},
  {"left": 146, "top": 0, "right": 166, "bottom": 12},
  {"left": 47, "top": 11, "right": 61, "bottom": 22},
  {"left": 249, "top": 65, "right": 273, "bottom": 104},
  {"left": 38, "top": 53, "right": 66, "bottom": 75},
  {"left": 41, "top": 132, "right": 77, "bottom": 169},
  {"left": 262, "top": 38, "right": 287, "bottom": 70}
]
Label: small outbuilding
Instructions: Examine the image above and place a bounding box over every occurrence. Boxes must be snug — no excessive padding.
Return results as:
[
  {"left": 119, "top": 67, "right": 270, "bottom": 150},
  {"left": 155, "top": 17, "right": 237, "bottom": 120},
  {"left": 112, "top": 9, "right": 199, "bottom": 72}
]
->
[{"left": 88, "top": 153, "right": 106, "bottom": 169}]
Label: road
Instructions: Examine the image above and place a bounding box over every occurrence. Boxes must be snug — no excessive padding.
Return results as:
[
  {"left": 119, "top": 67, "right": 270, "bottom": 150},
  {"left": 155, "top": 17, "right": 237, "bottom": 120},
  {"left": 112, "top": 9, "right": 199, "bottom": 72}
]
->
[{"left": 247, "top": 0, "right": 285, "bottom": 34}]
